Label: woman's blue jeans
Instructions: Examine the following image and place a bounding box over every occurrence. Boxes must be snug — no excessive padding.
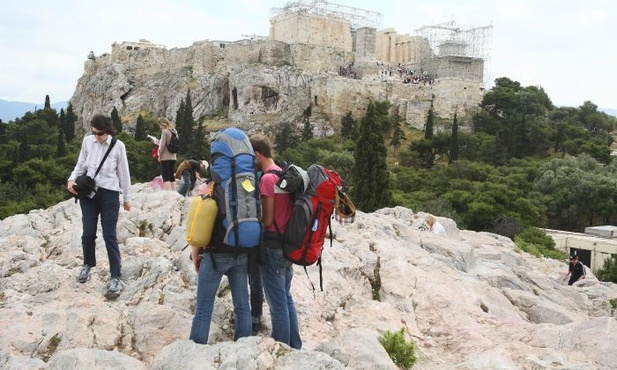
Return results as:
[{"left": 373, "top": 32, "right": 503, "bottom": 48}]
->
[
  {"left": 79, "top": 188, "right": 121, "bottom": 278},
  {"left": 260, "top": 248, "right": 302, "bottom": 349},
  {"left": 189, "top": 252, "right": 251, "bottom": 344}
]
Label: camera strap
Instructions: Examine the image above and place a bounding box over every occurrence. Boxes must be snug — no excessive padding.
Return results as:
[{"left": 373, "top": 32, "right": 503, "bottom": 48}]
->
[{"left": 93, "top": 137, "right": 118, "bottom": 179}]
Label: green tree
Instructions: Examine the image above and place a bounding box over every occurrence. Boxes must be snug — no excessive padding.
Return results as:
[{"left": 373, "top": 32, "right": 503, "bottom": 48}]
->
[
  {"left": 534, "top": 154, "right": 617, "bottom": 230},
  {"left": 111, "top": 107, "right": 122, "bottom": 133},
  {"left": 424, "top": 95, "right": 435, "bottom": 140},
  {"left": 340, "top": 111, "right": 357, "bottom": 141},
  {"left": 56, "top": 129, "right": 66, "bottom": 157},
  {"left": 65, "top": 103, "right": 77, "bottom": 141},
  {"left": 17, "top": 129, "right": 30, "bottom": 162},
  {"left": 450, "top": 112, "right": 459, "bottom": 163},
  {"left": 352, "top": 101, "right": 393, "bottom": 212},
  {"left": 301, "top": 119, "right": 313, "bottom": 142},
  {"left": 134, "top": 114, "right": 148, "bottom": 141},
  {"left": 596, "top": 255, "right": 617, "bottom": 283},
  {"left": 176, "top": 90, "right": 195, "bottom": 155},
  {"left": 474, "top": 78, "right": 554, "bottom": 163},
  {"left": 389, "top": 111, "right": 405, "bottom": 155},
  {"left": 44, "top": 95, "right": 51, "bottom": 109},
  {"left": 275, "top": 122, "right": 300, "bottom": 154},
  {"left": 190, "top": 120, "right": 210, "bottom": 160}
]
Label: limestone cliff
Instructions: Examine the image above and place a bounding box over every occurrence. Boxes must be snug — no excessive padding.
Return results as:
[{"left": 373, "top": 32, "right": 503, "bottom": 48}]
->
[
  {"left": 1, "top": 184, "right": 616, "bottom": 369},
  {"left": 70, "top": 39, "right": 484, "bottom": 134}
]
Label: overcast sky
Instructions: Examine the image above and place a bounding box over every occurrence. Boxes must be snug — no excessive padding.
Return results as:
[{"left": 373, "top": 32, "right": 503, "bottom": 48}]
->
[{"left": 0, "top": 0, "right": 614, "bottom": 109}]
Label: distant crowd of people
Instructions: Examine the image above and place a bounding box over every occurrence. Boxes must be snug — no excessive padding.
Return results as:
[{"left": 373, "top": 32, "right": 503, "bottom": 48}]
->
[{"left": 338, "top": 62, "right": 358, "bottom": 79}]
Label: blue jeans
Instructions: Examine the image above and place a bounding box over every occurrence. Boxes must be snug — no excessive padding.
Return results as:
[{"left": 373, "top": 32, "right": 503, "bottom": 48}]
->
[
  {"left": 190, "top": 252, "right": 251, "bottom": 344},
  {"left": 79, "top": 188, "right": 121, "bottom": 278},
  {"left": 178, "top": 170, "right": 195, "bottom": 196},
  {"left": 261, "top": 248, "right": 302, "bottom": 349}
]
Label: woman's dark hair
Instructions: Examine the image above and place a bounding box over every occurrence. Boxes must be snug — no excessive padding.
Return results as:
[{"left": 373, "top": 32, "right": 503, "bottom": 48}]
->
[{"left": 91, "top": 114, "right": 117, "bottom": 135}]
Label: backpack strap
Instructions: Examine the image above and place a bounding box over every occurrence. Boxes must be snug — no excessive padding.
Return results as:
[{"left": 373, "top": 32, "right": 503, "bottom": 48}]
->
[{"left": 230, "top": 157, "right": 239, "bottom": 254}]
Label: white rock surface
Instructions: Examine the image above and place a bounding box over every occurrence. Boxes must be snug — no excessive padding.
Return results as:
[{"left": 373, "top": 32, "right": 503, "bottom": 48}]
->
[{"left": 0, "top": 184, "right": 616, "bottom": 369}]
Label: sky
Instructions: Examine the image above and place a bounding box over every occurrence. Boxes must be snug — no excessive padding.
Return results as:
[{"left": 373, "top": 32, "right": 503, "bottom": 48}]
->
[{"left": 1, "top": 0, "right": 615, "bottom": 109}]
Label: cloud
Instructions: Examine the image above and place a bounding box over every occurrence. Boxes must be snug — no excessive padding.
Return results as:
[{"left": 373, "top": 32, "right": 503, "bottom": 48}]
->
[{"left": 1, "top": 0, "right": 615, "bottom": 108}]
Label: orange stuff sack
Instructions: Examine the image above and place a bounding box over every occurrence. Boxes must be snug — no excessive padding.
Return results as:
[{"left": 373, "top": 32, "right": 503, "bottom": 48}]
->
[{"left": 186, "top": 191, "right": 218, "bottom": 248}]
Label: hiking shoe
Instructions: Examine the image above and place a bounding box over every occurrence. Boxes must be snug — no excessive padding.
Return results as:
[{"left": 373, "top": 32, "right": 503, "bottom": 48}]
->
[
  {"left": 252, "top": 316, "right": 262, "bottom": 335},
  {"left": 104, "top": 277, "right": 122, "bottom": 300},
  {"left": 77, "top": 265, "right": 91, "bottom": 283}
]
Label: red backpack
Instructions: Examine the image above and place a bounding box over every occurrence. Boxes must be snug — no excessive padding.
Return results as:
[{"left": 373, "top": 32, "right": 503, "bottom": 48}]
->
[{"left": 271, "top": 164, "right": 342, "bottom": 290}]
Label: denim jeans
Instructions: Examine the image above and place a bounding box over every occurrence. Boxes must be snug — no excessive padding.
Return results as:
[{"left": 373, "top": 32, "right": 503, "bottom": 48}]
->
[
  {"left": 190, "top": 252, "right": 251, "bottom": 344},
  {"left": 248, "top": 248, "right": 264, "bottom": 319},
  {"left": 79, "top": 188, "right": 121, "bottom": 278},
  {"left": 260, "top": 248, "right": 302, "bottom": 349},
  {"left": 177, "top": 170, "right": 195, "bottom": 196}
]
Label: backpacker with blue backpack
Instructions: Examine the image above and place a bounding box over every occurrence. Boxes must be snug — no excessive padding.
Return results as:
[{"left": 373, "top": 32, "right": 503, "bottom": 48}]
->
[{"left": 208, "top": 128, "right": 262, "bottom": 251}]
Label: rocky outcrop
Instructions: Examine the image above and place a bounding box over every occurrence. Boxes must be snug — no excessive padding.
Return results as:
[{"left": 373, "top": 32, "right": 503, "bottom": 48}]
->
[
  {"left": 70, "top": 39, "right": 483, "bottom": 134},
  {"left": 1, "top": 184, "right": 616, "bottom": 369}
]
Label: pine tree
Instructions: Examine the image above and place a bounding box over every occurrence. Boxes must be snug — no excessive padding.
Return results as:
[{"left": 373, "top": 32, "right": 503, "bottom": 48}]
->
[
  {"left": 44, "top": 95, "right": 51, "bottom": 109},
  {"left": 134, "top": 114, "right": 147, "bottom": 141},
  {"left": 111, "top": 107, "right": 122, "bottom": 133},
  {"left": 352, "top": 101, "right": 393, "bottom": 212},
  {"left": 59, "top": 108, "right": 67, "bottom": 136},
  {"left": 390, "top": 111, "right": 405, "bottom": 155},
  {"left": 65, "top": 103, "right": 77, "bottom": 141},
  {"left": 176, "top": 90, "right": 195, "bottom": 155},
  {"left": 18, "top": 129, "right": 29, "bottom": 162},
  {"left": 425, "top": 95, "right": 435, "bottom": 140},
  {"left": 302, "top": 119, "right": 313, "bottom": 141},
  {"left": 192, "top": 120, "right": 210, "bottom": 160},
  {"left": 56, "top": 129, "right": 66, "bottom": 157},
  {"left": 274, "top": 122, "right": 299, "bottom": 154},
  {"left": 341, "top": 111, "right": 357, "bottom": 141},
  {"left": 412, "top": 95, "right": 436, "bottom": 168},
  {"left": 449, "top": 112, "right": 459, "bottom": 163}
]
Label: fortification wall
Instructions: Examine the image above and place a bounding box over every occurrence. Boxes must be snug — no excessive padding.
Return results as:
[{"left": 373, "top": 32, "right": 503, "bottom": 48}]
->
[
  {"left": 73, "top": 31, "right": 483, "bottom": 133},
  {"left": 270, "top": 11, "right": 353, "bottom": 51}
]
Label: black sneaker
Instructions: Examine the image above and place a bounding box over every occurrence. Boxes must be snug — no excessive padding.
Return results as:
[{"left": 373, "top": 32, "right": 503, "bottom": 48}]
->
[
  {"left": 252, "top": 316, "right": 262, "bottom": 335},
  {"left": 77, "top": 265, "right": 91, "bottom": 283},
  {"left": 104, "top": 277, "right": 122, "bottom": 300}
]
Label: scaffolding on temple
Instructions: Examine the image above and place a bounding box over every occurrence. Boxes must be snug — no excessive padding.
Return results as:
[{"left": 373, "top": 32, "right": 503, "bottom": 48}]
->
[
  {"left": 414, "top": 21, "right": 493, "bottom": 85},
  {"left": 270, "top": 0, "right": 382, "bottom": 30}
]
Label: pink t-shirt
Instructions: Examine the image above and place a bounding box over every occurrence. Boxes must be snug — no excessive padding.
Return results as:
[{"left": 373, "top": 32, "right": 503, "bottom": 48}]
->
[{"left": 260, "top": 164, "right": 292, "bottom": 233}]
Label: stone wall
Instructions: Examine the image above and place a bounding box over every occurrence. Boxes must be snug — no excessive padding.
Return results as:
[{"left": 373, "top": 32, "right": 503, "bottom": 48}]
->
[
  {"left": 270, "top": 11, "right": 352, "bottom": 51},
  {"left": 70, "top": 1, "right": 491, "bottom": 137}
]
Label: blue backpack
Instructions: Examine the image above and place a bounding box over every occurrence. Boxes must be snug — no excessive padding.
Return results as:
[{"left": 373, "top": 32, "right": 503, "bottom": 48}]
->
[{"left": 209, "top": 128, "right": 261, "bottom": 250}]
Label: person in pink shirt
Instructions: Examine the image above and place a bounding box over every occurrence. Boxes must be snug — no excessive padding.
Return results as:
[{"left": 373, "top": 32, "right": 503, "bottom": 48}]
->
[{"left": 250, "top": 134, "right": 301, "bottom": 349}]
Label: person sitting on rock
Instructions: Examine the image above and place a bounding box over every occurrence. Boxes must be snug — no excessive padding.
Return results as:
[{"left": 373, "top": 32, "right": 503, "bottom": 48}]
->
[{"left": 426, "top": 214, "right": 447, "bottom": 236}]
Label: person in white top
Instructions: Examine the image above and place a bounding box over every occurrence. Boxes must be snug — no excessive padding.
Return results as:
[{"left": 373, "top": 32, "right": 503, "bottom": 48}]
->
[
  {"left": 67, "top": 114, "right": 132, "bottom": 300},
  {"left": 426, "top": 214, "right": 447, "bottom": 236}
]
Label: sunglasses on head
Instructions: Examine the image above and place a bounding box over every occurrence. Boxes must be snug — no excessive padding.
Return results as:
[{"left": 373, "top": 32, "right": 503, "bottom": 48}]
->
[{"left": 92, "top": 130, "right": 107, "bottom": 136}]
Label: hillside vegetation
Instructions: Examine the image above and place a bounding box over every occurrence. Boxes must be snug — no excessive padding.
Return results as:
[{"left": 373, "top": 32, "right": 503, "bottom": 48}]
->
[{"left": 1, "top": 77, "right": 616, "bottom": 240}]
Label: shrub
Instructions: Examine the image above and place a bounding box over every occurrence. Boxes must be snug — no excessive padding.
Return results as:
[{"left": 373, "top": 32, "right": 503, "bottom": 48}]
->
[
  {"left": 596, "top": 255, "right": 617, "bottom": 283},
  {"left": 379, "top": 327, "right": 417, "bottom": 369},
  {"left": 514, "top": 227, "right": 566, "bottom": 261},
  {"left": 516, "top": 227, "right": 555, "bottom": 249}
]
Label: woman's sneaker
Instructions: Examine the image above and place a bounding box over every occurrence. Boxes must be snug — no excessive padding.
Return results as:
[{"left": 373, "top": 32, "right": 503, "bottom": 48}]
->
[
  {"left": 77, "top": 265, "right": 91, "bottom": 283},
  {"left": 104, "top": 278, "right": 122, "bottom": 300}
]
